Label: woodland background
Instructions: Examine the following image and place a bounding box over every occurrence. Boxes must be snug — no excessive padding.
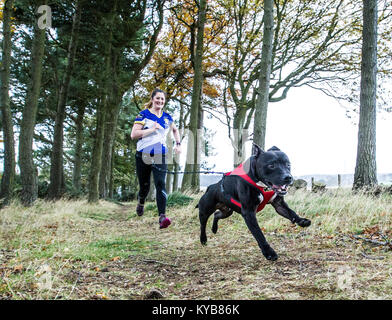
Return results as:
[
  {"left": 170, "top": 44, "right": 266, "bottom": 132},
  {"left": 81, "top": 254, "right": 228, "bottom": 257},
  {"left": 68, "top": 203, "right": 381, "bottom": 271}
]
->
[{"left": 1, "top": 0, "right": 392, "bottom": 207}]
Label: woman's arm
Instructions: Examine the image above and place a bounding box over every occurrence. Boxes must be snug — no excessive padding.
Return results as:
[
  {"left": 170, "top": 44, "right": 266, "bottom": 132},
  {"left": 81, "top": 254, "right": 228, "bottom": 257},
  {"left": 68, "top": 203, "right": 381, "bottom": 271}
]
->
[
  {"left": 171, "top": 123, "right": 182, "bottom": 154},
  {"left": 130, "top": 122, "right": 159, "bottom": 140},
  {"left": 171, "top": 123, "right": 181, "bottom": 144}
]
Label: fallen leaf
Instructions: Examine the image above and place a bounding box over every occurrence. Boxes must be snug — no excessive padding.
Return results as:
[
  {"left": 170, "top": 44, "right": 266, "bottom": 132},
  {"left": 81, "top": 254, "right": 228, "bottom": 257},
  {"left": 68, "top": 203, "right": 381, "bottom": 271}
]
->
[
  {"left": 13, "top": 264, "right": 24, "bottom": 274},
  {"left": 94, "top": 292, "right": 109, "bottom": 300}
]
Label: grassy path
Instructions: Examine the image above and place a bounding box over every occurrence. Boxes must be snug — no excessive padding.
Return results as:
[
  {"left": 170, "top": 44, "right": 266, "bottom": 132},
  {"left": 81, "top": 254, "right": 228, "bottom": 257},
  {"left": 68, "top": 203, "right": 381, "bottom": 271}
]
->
[{"left": 0, "top": 190, "right": 391, "bottom": 299}]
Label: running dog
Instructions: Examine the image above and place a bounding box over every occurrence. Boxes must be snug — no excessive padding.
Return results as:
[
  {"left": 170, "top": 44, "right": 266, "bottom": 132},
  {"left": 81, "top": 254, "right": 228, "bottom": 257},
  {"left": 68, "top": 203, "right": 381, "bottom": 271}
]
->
[{"left": 196, "top": 144, "right": 311, "bottom": 261}]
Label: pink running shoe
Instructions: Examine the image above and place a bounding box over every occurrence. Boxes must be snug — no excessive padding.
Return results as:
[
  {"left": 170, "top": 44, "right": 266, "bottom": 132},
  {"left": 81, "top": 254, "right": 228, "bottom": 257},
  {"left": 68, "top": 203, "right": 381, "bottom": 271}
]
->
[{"left": 159, "top": 214, "right": 171, "bottom": 229}]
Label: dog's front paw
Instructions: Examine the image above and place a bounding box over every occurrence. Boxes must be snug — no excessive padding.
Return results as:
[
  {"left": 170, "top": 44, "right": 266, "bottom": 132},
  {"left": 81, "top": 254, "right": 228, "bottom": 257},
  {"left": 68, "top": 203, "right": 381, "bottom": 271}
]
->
[
  {"left": 297, "top": 218, "right": 311, "bottom": 228},
  {"left": 262, "top": 246, "right": 278, "bottom": 261},
  {"left": 200, "top": 235, "right": 207, "bottom": 246}
]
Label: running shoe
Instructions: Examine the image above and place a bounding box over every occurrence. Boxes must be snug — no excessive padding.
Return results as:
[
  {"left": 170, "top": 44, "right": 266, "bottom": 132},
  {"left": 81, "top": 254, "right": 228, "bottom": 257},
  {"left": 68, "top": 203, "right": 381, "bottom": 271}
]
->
[
  {"left": 159, "top": 214, "right": 171, "bottom": 229},
  {"left": 136, "top": 203, "right": 144, "bottom": 216}
]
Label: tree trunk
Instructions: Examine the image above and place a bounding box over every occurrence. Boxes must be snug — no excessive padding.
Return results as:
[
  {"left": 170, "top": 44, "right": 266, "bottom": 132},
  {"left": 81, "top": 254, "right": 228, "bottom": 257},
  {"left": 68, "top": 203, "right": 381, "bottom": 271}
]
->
[
  {"left": 0, "top": 0, "right": 16, "bottom": 205},
  {"left": 109, "top": 143, "right": 115, "bottom": 198},
  {"left": 99, "top": 52, "right": 121, "bottom": 199},
  {"left": 48, "top": 0, "right": 82, "bottom": 199},
  {"left": 181, "top": 0, "right": 207, "bottom": 192},
  {"left": 192, "top": 107, "right": 204, "bottom": 189},
  {"left": 232, "top": 107, "right": 249, "bottom": 167},
  {"left": 353, "top": 0, "right": 378, "bottom": 190},
  {"left": 18, "top": 6, "right": 46, "bottom": 206},
  {"left": 88, "top": 93, "right": 108, "bottom": 202},
  {"left": 88, "top": 2, "right": 116, "bottom": 203},
  {"left": 253, "top": 0, "right": 274, "bottom": 149},
  {"left": 72, "top": 103, "right": 86, "bottom": 194}
]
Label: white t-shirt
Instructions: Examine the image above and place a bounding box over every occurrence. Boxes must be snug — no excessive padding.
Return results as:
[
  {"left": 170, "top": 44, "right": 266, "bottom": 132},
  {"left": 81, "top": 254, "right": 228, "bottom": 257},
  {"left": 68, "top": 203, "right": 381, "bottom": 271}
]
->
[{"left": 134, "top": 109, "right": 173, "bottom": 155}]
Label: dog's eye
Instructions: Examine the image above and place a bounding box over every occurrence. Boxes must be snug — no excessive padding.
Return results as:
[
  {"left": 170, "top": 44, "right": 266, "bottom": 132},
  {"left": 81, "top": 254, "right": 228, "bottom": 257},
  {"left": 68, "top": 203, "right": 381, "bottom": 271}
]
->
[{"left": 267, "top": 164, "right": 275, "bottom": 170}]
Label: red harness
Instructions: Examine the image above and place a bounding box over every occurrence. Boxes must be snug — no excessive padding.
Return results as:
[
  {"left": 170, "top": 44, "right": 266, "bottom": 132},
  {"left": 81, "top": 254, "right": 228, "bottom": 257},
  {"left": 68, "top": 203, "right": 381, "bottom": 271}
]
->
[{"left": 225, "top": 163, "right": 276, "bottom": 212}]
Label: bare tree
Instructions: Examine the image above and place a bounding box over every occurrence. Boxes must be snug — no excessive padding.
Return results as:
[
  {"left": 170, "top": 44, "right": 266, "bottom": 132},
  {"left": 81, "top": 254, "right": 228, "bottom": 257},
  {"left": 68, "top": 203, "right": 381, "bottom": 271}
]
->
[
  {"left": 353, "top": 0, "right": 378, "bottom": 190},
  {"left": 253, "top": 0, "right": 274, "bottom": 149},
  {"left": 181, "top": 0, "right": 207, "bottom": 192}
]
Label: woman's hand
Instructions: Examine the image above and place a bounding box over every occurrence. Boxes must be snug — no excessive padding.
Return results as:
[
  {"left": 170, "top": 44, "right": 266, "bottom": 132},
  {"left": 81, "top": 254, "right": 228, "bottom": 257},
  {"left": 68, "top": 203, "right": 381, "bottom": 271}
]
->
[
  {"left": 174, "top": 144, "right": 182, "bottom": 154},
  {"left": 131, "top": 121, "right": 160, "bottom": 140},
  {"left": 145, "top": 122, "right": 160, "bottom": 136},
  {"left": 151, "top": 121, "right": 160, "bottom": 132}
]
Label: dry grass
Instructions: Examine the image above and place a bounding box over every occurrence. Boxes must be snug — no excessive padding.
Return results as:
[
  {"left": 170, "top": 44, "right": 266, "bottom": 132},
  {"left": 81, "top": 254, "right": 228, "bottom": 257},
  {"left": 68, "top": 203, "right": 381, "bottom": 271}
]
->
[{"left": 0, "top": 189, "right": 391, "bottom": 300}]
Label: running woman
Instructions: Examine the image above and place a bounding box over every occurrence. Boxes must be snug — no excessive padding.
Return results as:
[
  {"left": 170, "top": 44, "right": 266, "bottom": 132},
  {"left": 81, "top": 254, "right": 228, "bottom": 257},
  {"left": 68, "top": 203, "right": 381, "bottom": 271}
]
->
[{"left": 131, "top": 89, "right": 181, "bottom": 229}]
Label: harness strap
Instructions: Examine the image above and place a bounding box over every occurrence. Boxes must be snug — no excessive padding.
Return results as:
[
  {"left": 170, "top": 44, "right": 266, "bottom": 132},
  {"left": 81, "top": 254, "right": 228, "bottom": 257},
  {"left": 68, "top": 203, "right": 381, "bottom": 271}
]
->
[{"left": 224, "top": 162, "right": 276, "bottom": 212}]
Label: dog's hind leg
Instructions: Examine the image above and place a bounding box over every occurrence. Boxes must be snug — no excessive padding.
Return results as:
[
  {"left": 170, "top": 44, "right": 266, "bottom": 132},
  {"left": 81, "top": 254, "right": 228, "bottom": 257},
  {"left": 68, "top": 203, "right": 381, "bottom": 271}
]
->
[{"left": 212, "top": 208, "right": 233, "bottom": 234}]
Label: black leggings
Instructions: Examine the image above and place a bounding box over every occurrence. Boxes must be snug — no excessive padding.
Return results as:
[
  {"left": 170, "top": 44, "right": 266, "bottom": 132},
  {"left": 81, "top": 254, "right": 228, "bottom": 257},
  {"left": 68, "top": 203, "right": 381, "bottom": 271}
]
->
[{"left": 135, "top": 152, "right": 167, "bottom": 215}]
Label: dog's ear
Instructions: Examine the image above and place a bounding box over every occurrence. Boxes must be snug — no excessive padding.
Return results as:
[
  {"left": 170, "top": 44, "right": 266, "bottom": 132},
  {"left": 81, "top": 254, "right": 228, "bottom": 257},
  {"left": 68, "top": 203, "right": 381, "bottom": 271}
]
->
[
  {"left": 252, "top": 142, "right": 265, "bottom": 158},
  {"left": 267, "top": 146, "right": 281, "bottom": 152}
]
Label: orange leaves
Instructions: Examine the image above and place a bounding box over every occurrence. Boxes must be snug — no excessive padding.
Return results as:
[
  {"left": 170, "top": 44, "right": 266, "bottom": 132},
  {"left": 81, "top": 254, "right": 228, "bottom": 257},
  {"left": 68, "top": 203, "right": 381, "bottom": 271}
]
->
[
  {"left": 144, "top": 0, "right": 227, "bottom": 100},
  {"left": 110, "top": 256, "right": 121, "bottom": 262},
  {"left": 362, "top": 225, "right": 381, "bottom": 236},
  {"left": 203, "top": 81, "right": 219, "bottom": 98},
  {"left": 93, "top": 292, "right": 109, "bottom": 300},
  {"left": 13, "top": 264, "right": 24, "bottom": 274}
]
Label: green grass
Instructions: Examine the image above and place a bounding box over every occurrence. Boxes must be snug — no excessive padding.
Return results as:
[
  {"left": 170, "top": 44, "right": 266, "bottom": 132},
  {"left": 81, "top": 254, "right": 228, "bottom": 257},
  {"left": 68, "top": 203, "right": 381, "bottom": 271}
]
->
[{"left": 83, "top": 238, "right": 159, "bottom": 260}]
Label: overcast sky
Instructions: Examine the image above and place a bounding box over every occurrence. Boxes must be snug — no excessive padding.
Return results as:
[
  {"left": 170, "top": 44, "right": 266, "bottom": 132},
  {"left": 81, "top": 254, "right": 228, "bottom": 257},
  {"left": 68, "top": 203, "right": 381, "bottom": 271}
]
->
[{"left": 204, "top": 87, "right": 392, "bottom": 177}]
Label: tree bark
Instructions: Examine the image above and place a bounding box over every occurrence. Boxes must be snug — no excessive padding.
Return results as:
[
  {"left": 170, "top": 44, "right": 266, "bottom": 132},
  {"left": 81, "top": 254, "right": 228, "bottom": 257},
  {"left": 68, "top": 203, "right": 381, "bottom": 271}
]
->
[
  {"left": 353, "top": 0, "right": 378, "bottom": 190},
  {"left": 232, "top": 106, "right": 249, "bottom": 167},
  {"left": 253, "top": 0, "right": 274, "bottom": 149},
  {"left": 72, "top": 102, "right": 86, "bottom": 194},
  {"left": 88, "top": 1, "right": 116, "bottom": 203},
  {"left": 88, "top": 91, "right": 108, "bottom": 203},
  {"left": 18, "top": 5, "right": 46, "bottom": 206},
  {"left": 99, "top": 51, "right": 121, "bottom": 199},
  {"left": 0, "top": 0, "right": 16, "bottom": 205},
  {"left": 181, "top": 0, "right": 207, "bottom": 192},
  {"left": 48, "top": 0, "right": 82, "bottom": 199},
  {"left": 109, "top": 143, "right": 115, "bottom": 198}
]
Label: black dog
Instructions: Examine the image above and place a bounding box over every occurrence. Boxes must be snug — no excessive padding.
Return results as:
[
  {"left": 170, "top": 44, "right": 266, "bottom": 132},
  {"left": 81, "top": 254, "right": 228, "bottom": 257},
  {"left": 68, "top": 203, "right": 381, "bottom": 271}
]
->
[{"left": 196, "top": 144, "right": 311, "bottom": 261}]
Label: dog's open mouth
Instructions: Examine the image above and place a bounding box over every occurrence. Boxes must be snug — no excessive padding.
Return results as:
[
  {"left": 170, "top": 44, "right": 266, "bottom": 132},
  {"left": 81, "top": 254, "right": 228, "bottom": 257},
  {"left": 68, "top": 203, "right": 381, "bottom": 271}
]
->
[{"left": 271, "top": 184, "right": 288, "bottom": 195}]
